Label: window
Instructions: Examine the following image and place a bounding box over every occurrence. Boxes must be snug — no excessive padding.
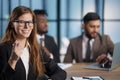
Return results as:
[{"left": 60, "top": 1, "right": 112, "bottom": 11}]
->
[{"left": 0, "top": 0, "right": 120, "bottom": 62}]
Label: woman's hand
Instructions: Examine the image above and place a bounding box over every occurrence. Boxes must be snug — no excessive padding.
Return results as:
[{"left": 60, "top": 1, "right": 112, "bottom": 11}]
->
[{"left": 8, "top": 40, "right": 24, "bottom": 70}]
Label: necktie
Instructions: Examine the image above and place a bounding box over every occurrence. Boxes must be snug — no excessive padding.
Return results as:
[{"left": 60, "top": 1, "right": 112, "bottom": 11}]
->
[
  {"left": 40, "top": 38, "right": 45, "bottom": 47},
  {"left": 85, "top": 39, "right": 91, "bottom": 62}
]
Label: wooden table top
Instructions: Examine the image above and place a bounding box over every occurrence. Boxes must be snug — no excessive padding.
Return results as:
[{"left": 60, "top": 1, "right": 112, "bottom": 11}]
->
[{"left": 65, "top": 63, "right": 120, "bottom": 80}]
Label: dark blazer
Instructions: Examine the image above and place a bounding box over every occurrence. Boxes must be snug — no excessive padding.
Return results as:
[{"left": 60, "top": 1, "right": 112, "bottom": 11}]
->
[
  {"left": 64, "top": 34, "right": 114, "bottom": 63},
  {"left": 45, "top": 35, "right": 60, "bottom": 63},
  {"left": 0, "top": 42, "right": 66, "bottom": 80}
]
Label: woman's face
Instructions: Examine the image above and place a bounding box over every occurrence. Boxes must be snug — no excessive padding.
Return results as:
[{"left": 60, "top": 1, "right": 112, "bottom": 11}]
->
[{"left": 13, "top": 13, "right": 34, "bottom": 39}]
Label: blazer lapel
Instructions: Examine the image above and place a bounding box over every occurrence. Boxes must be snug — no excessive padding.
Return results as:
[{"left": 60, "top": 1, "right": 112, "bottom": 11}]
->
[
  {"left": 15, "top": 58, "right": 26, "bottom": 80},
  {"left": 44, "top": 35, "right": 49, "bottom": 48},
  {"left": 92, "top": 35, "right": 101, "bottom": 59},
  {"left": 28, "top": 62, "right": 36, "bottom": 80},
  {"left": 76, "top": 36, "right": 83, "bottom": 62}
]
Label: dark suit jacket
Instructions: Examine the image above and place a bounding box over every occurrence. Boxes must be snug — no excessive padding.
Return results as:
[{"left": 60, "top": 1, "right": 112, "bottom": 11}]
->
[
  {"left": 45, "top": 35, "right": 60, "bottom": 63},
  {"left": 64, "top": 34, "right": 114, "bottom": 63},
  {"left": 0, "top": 42, "right": 66, "bottom": 80}
]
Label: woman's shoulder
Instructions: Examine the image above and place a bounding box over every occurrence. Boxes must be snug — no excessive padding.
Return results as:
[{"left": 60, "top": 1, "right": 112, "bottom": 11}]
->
[{"left": 0, "top": 41, "right": 12, "bottom": 49}]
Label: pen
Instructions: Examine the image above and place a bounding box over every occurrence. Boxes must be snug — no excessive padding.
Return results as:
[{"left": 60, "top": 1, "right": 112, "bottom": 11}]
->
[{"left": 82, "top": 77, "right": 90, "bottom": 79}]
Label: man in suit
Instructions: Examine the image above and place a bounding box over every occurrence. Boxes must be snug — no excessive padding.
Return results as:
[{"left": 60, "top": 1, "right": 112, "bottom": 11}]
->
[
  {"left": 64, "top": 12, "right": 114, "bottom": 64},
  {"left": 34, "top": 10, "right": 60, "bottom": 63}
]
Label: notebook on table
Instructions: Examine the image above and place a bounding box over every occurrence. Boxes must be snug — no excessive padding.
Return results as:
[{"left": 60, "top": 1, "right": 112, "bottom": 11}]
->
[{"left": 85, "top": 42, "right": 120, "bottom": 70}]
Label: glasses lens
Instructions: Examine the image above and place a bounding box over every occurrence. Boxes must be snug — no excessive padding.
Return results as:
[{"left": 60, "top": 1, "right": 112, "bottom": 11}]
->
[{"left": 28, "top": 22, "right": 34, "bottom": 27}]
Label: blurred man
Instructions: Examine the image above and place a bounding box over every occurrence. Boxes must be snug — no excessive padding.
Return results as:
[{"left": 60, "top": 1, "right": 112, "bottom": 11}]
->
[
  {"left": 34, "top": 10, "right": 60, "bottom": 63},
  {"left": 64, "top": 12, "right": 114, "bottom": 64}
]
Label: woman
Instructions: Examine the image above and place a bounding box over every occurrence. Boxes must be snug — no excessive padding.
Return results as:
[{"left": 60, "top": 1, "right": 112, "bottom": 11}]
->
[{"left": 0, "top": 6, "right": 66, "bottom": 80}]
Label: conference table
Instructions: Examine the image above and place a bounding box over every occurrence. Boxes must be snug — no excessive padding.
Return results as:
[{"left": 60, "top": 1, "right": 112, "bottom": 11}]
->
[{"left": 64, "top": 63, "right": 120, "bottom": 80}]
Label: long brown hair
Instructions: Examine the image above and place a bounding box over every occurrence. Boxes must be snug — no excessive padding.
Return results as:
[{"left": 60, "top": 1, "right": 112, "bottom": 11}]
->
[{"left": 1, "top": 6, "right": 44, "bottom": 76}]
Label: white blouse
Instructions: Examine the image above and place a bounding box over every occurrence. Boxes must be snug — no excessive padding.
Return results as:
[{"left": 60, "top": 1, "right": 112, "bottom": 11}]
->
[{"left": 20, "top": 46, "right": 29, "bottom": 80}]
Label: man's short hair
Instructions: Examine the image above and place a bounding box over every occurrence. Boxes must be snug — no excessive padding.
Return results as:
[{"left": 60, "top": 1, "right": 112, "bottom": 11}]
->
[
  {"left": 83, "top": 12, "right": 100, "bottom": 23},
  {"left": 33, "top": 9, "right": 48, "bottom": 16}
]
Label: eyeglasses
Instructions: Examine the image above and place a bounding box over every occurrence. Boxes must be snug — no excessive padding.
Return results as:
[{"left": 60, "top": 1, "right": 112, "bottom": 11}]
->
[{"left": 13, "top": 20, "right": 34, "bottom": 27}]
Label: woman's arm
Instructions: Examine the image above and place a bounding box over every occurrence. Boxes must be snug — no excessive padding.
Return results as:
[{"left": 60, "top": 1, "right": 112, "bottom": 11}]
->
[
  {"left": 42, "top": 53, "right": 67, "bottom": 80},
  {"left": 0, "top": 43, "right": 15, "bottom": 80}
]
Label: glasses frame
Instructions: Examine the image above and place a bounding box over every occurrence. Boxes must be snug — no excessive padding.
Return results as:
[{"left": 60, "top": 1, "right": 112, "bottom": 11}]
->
[{"left": 13, "top": 20, "right": 34, "bottom": 27}]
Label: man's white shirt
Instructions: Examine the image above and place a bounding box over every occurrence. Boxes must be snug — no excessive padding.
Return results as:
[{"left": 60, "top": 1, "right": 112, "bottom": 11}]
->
[
  {"left": 36, "top": 34, "right": 53, "bottom": 59},
  {"left": 82, "top": 34, "right": 95, "bottom": 60}
]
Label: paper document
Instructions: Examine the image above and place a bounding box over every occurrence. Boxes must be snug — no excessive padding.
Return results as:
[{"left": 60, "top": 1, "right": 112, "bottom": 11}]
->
[
  {"left": 71, "top": 76, "right": 104, "bottom": 80},
  {"left": 58, "top": 63, "right": 72, "bottom": 69}
]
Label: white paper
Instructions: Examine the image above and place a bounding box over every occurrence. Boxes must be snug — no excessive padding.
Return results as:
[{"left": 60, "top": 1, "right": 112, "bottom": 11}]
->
[
  {"left": 58, "top": 63, "right": 72, "bottom": 69},
  {"left": 71, "top": 76, "right": 103, "bottom": 80}
]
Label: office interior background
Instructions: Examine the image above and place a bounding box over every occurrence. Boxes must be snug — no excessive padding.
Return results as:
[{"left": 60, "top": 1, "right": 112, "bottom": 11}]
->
[{"left": 0, "top": 0, "right": 120, "bottom": 62}]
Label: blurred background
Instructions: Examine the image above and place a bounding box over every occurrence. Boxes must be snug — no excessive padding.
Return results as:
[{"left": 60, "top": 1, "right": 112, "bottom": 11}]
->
[{"left": 0, "top": 0, "right": 120, "bottom": 62}]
